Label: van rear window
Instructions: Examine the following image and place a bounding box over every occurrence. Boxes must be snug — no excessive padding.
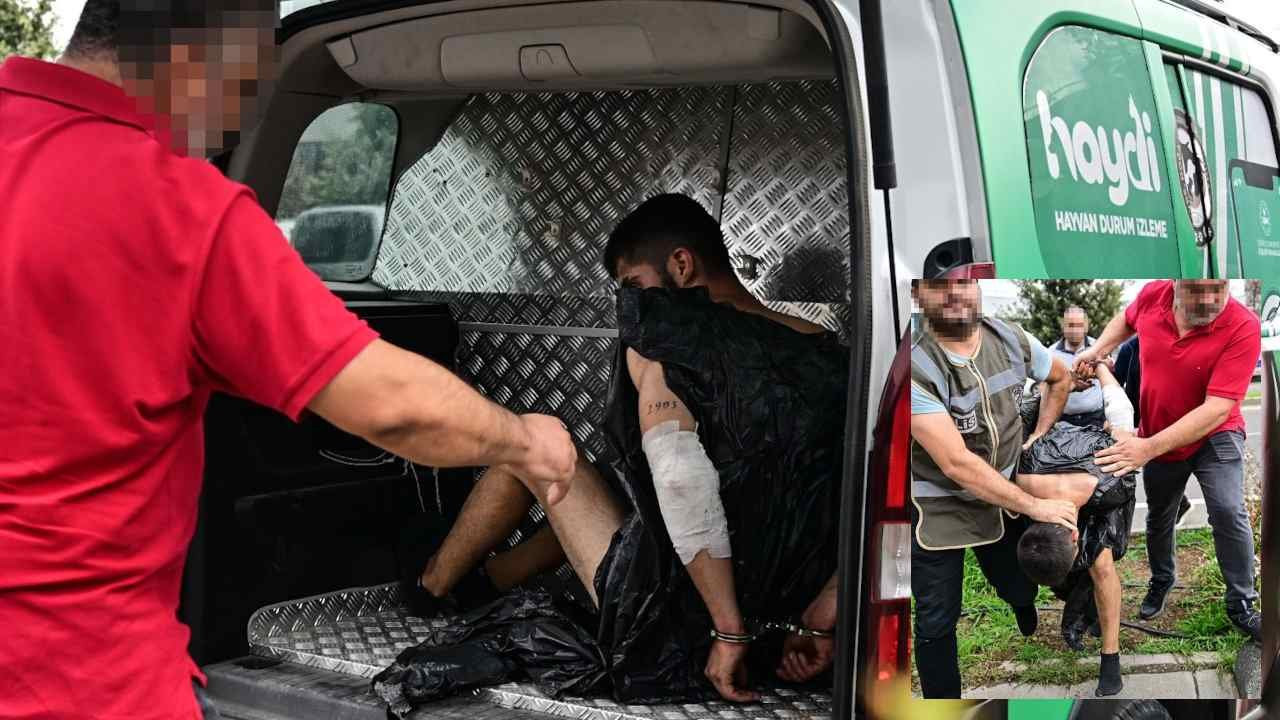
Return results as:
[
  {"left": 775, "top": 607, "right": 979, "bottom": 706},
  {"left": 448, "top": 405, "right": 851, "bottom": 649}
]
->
[{"left": 276, "top": 102, "right": 397, "bottom": 282}]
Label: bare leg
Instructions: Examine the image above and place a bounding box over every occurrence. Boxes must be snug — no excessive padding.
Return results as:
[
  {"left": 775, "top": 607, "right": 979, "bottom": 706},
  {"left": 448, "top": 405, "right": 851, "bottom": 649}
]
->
[
  {"left": 421, "top": 466, "right": 537, "bottom": 596},
  {"left": 532, "top": 456, "right": 626, "bottom": 607},
  {"left": 1089, "top": 548, "right": 1121, "bottom": 654},
  {"left": 483, "top": 525, "right": 567, "bottom": 591}
]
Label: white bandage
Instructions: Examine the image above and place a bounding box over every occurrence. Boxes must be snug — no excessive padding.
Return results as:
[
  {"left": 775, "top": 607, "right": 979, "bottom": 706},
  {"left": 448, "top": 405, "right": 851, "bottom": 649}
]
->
[
  {"left": 641, "top": 420, "right": 732, "bottom": 566},
  {"left": 1102, "top": 383, "right": 1135, "bottom": 434}
]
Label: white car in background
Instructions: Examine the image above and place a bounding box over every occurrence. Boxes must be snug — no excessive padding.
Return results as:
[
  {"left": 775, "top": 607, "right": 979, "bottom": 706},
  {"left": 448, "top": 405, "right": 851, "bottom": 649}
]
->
[{"left": 275, "top": 218, "right": 296, "bottom": 245}]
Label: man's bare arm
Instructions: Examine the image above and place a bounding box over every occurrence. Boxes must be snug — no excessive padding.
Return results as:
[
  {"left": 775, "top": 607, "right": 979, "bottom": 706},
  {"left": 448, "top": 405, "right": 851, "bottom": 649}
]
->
[
  {"left": 1029, "top": 356, "right": 1073, "bottom": 444},
  {"left": 912, "top": 412, "right": 1077, "bottom": 529},
  {"left": 308, "top": 339, "right": 576, "bottom": 502},
  {"left": 627, "top": 349, "right": 758, "bottom": 702},
  {"left": 626, "top": 349, "right": 746, "bottom": 633}
]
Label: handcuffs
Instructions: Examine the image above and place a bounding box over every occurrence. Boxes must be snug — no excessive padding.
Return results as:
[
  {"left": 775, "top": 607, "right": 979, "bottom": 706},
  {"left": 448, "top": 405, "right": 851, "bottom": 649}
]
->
[{"left": 709, "top": 620, "right": 835, "bottom": 645}]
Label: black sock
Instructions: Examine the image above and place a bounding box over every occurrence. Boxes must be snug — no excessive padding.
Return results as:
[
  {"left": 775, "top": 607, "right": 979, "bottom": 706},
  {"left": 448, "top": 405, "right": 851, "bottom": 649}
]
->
[
  {"left": 1014, "top": 605, "right": 1038, "bottom": 637},
  {"left": 1096, "top": 653, "right": 1122, "bottom": 697}
]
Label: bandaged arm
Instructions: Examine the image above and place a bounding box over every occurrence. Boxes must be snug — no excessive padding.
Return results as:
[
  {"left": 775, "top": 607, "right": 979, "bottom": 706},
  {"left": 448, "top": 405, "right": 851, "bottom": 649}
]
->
[
  {"left": 1095, "top": 364, "right": 1135, "bottom": 435},
  {"left": 627, "top": 348, "right": 745, "bottom": 635}
]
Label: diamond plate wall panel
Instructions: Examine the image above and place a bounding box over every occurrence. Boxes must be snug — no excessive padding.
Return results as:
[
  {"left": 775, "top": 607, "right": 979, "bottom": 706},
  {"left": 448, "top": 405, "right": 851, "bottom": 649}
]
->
[
  {"left": 457, "top": 331, "right": 616, "bottom": 464},
  {"left": 390, "top": 291, "right": 618, "bottom": 327},
  {"left": 374, "top": 87, "right": 731, "bottom": 297},
  {"left": 722, "top": 81, "right": 849, "bottom": 304}
]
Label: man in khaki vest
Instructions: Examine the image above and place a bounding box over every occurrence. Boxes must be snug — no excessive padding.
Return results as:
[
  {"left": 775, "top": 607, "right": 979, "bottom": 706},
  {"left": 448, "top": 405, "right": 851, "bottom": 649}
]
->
[{"left": 909, "top": 279, "right": 1078, "bottom": 698}]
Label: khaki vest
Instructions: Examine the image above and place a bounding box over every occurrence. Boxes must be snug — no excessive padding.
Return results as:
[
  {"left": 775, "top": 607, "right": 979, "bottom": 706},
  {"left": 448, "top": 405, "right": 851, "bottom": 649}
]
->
[{"left": 911, "top": 318, "right": 1033, "bottom": 550}]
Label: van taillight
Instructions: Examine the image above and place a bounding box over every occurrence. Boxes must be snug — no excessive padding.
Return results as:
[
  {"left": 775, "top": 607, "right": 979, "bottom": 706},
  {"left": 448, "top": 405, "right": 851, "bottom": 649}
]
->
[{"left": 863, "top": 339, "right": 913, "bottom": 713}]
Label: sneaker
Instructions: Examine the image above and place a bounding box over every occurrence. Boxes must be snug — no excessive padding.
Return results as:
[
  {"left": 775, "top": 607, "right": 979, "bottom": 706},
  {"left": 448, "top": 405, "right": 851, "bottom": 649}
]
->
[
  {"left": 1229, "top": 603, "right": 1263, "bottom": 643},
  {"left": 1139, "top": 581, "right": 1173, "bottom": 620},
  {"left": 1175, "top": 496, "right": 1193, "bottom": 528}
]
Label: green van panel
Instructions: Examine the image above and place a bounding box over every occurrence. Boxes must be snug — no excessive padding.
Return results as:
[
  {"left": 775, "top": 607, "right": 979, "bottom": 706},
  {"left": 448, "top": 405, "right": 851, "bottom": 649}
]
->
[
  {"left": 1008, "top": 699, "right": 1074, "bottom": 720},
  {"left": 1022, "top": 25, "right": 1181, "bottom": 277},
  {"left": 949, "top": 0, "right": 1261, "bottom": 278}
]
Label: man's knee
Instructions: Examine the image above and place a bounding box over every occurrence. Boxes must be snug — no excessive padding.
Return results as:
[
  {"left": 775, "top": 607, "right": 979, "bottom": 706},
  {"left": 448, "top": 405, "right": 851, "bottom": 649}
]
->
[{"left": 1088, "top": 549, "right": 1116, "bottom": 582}]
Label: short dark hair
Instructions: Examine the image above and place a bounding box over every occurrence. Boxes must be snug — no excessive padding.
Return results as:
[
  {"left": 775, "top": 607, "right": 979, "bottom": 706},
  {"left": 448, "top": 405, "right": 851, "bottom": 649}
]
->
[
  {"left": 1017, "top": 522, "right": 1076, "bottom": 587},
  {"left": 603, "top": 193, "right": 733, "bottom": 279},
  {"left": 66, "top": 1, "right": 276, "bottom": 59}
]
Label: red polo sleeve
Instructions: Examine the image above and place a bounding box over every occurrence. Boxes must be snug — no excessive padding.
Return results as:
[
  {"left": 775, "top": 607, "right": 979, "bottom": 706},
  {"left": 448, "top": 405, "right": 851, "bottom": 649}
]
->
[
  {"left": 192, "top": 192, "right": 379, "bottom": 420},
  {"left": 1207, "top": 314, "right": 1261, "bottom": 402}
]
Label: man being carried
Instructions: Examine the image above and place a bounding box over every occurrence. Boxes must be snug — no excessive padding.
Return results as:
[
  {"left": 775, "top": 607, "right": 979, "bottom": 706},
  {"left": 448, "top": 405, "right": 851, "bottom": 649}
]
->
[
  {"left": 909, "top": 279, "right": 1079, "bottom": 698},
  {"left": 1015, "top": 364, "right": 1138, "bottom": 697},
  {"left": 395, "top": 194, "right": 847, "bottom": 704}
]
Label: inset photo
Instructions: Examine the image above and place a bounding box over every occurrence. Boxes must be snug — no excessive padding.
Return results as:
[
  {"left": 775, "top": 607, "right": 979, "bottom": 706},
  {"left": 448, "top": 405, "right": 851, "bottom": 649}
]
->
[{"left": 909, "top": 279, "right": 1267, "bottom": 701}]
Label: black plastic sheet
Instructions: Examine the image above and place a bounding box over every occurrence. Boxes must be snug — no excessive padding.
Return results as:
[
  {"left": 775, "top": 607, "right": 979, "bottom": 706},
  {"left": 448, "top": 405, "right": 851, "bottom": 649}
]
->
[{"left": 372, "top": 589, "right": 606, "bottom": 718}]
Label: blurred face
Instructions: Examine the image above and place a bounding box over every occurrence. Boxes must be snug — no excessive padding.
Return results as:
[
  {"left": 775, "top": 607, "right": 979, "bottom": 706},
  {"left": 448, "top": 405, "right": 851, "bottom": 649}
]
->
[
  {"left": 1174, "top": 280, "right": 1229, "bottom": 327},
  {"left": 1061, "top": 310, "right": 1088, "bottom": 347},
  {"left": 914, "top": 279, "right": 981, "bottom": 340},
  {"left": 119, "top": 13, "right": 278, "bottom": 157}
]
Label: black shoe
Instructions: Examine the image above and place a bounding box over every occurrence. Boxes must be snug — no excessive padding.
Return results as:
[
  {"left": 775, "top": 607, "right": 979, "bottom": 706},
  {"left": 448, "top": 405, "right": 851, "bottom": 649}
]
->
[
  {"left": 1014, "top": 605, "right": 1039, "bottom": 637},
  {"left": 1175, "top": 496, "right": 1193, "bottom": 528},
  {"left": 1139, "top": 581, "right": 1173, "bottom": 620},
  {"left": 1229, "top": 603, "right": 1263, "bottom": 643}
]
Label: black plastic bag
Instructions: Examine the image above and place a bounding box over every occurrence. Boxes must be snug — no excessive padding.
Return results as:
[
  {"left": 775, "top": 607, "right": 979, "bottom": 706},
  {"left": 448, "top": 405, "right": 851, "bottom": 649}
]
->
[
  {"left": 372, "top": 589, "right": 606, "bottom": 717},
  {"left": 1019, "top": 420, "right": 1124, "bottom": 488}
]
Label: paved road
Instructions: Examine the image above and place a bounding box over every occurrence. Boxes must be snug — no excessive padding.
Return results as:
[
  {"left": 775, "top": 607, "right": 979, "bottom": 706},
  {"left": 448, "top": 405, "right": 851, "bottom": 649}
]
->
[{"left": 1130, "top": 380, "right": 1263, "bottom": 533}]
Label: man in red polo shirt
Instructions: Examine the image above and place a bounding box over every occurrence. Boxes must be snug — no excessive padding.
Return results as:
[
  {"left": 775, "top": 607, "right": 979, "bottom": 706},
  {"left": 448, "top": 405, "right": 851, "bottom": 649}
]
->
[
  {"left": 1074, "top": 280, "right": 1262, "bottom": 641},
  {"left": 0, "top": 2, "right": 578, "bottom": 719}
]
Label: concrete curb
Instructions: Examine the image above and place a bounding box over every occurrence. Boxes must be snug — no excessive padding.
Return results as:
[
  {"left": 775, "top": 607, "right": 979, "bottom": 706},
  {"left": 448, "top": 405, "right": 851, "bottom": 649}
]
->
[
  {"left": 997, "top": 652, "right": 1221, "bottom": 675},
  {"left": 964, "top": 653, "right": 1239, "bottom": 700}
]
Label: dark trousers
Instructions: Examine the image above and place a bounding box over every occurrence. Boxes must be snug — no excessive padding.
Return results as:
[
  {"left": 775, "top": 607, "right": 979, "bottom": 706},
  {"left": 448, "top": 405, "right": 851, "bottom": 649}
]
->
[
  {"left": 1143, "top": 430, "right": 1257, "bottom": 610},
  {"left": 911, "top": 512, "right": 1038, "bottom": 698}
]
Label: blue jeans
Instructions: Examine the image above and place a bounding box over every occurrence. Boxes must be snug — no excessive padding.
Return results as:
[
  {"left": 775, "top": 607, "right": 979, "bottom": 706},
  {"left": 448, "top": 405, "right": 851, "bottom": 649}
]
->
[
  {"left": 1143, "top": 430, "right": 1257, "bottom": 610},
  {"left": 194, "top": 680, "right": 221, "bottom": 720}
]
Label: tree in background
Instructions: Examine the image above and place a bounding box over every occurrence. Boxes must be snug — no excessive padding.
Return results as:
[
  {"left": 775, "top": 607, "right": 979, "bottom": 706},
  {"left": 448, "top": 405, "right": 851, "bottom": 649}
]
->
[
  {"left": 276, "top": 103, "right": 398, "bottom": 219},
  {"left": 0, "top": 0, "right": 58, "bottom": 60},
  {"left": 1001, "top": 280, "right": 1126, "bottom": 346}
]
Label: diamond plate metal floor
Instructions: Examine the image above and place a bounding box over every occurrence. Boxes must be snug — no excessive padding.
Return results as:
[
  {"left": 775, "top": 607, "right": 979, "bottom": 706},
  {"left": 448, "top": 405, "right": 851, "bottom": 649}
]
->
[{"left": 243, "top": 584, "right": 832, "bottom": 720}]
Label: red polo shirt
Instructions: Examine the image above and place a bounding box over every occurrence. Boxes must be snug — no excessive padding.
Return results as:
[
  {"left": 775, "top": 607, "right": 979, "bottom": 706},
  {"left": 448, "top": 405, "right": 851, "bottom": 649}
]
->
[
  {"left": 0, "top": 57, "right": 379, "bottom": 719},
  {"left": 1127, "top": 280, "right": 1260, "bottom": 462}
]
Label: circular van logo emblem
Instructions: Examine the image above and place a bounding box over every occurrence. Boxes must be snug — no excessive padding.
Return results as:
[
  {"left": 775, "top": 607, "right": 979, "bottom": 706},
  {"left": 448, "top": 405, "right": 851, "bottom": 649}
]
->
[{"left": 1260, "top": 201, "right": 1273, "bottom": 238}]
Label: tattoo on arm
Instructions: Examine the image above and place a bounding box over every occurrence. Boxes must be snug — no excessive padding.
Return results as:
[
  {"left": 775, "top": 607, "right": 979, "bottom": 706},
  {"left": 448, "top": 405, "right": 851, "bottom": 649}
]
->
[{"left": 647, "top": 400, "right": 681, "bottom": 415}]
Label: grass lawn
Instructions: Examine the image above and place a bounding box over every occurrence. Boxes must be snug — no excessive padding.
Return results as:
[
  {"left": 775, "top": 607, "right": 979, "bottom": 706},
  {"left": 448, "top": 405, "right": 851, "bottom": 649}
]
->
[{"left": 923, "top": 495, "right": 1263, "bottom": 692}]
